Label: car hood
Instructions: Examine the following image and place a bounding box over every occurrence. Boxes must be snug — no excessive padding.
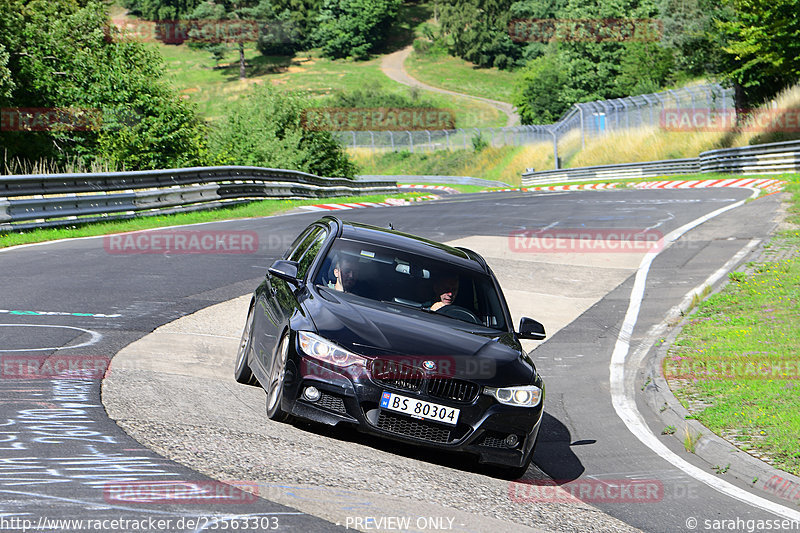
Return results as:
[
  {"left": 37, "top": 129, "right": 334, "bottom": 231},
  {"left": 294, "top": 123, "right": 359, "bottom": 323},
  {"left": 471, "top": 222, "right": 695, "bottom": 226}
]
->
[{"left": 303, "top": 288, "right": 536, "bottom": 385}]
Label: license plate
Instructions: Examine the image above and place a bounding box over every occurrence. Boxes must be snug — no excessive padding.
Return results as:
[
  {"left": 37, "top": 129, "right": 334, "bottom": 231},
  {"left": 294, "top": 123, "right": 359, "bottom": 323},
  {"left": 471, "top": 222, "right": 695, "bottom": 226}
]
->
[{"left": 379, "top": 392, "right": 460, "bottom": 426}]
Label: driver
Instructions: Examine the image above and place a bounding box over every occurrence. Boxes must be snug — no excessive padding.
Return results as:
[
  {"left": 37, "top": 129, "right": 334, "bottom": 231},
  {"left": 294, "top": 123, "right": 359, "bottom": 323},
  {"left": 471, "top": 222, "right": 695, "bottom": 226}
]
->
[
  {"left": 333, "top": 254, "right": 359, "bottom": 293},
  {"left": 430, "top": 274, "right": 459, "bottom": 311}
]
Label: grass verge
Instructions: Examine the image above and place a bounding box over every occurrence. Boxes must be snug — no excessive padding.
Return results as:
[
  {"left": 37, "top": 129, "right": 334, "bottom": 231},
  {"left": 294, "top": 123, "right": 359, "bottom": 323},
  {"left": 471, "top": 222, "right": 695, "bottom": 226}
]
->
[
  {"left": 350, "top": 143, "right": 564, "bottom": 186},
  {"left": 664, "top": 176, "right": 800, "bottom": 475},
  {"left": 405, "top": 50, "right": 518, "bottom": 105},
  {"left": 0, "top": 192, "right": 427, "bottom": 249},
  {"left": 156, "top": 42, "right": 505, "bottom": 128}
]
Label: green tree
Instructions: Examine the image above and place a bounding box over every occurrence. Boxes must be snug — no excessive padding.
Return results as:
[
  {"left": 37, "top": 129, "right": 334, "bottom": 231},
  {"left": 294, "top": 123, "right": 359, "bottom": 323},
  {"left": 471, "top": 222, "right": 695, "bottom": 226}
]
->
[
  {"left": 209, "top": 85, "right": 357, "bottom": 178},
  {"left": 436, "top": 0, "right": 520, "bottom": 68},
  {"left": 188, "top": 0, "right": 275, "bottom": 79},
  {"left": 659, "top": 0, "right": 732, "bottom": 76},
  {"left": 0, "top": 43, "right": 13, "bottom": 102},
  {"left": 715, "top": 0, "right": 800, "bottom": 107},
  {"left": 512, "top": 0, "right": 667, "bottom": 122},
  {"left": 312, "top": 0, "right": 402, "bottom": 60},
  {"left": 123, "top": 0, "right": 204, "bottom": 20},
  {"left": 512, "top": 51, "right": 573, "bottom": 123},
  {"left": 615, "top": 42, "right": 675, "bottom": 95},
  {"left": 0, "top": 0, "right": 206, "bottom": 170},
  {"left": 257, "top": 0, "right": 321, "bottom": 55}
]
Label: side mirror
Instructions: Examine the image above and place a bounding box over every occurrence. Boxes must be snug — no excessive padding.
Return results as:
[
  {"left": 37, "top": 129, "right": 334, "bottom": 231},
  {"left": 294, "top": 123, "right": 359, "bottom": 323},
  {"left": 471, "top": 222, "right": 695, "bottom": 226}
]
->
[
  {"left": 268, "top": 259, "right": 301, "bottom": 285},
  {"left": 518, "top": 317, "right": 546, "bottom": 340}
]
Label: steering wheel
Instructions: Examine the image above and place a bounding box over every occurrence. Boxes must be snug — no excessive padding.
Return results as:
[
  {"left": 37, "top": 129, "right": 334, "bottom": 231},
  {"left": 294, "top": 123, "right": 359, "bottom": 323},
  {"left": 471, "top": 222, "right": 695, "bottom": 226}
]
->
[{"left": 434, "top": 304, "right": 481, "bottom": 325}]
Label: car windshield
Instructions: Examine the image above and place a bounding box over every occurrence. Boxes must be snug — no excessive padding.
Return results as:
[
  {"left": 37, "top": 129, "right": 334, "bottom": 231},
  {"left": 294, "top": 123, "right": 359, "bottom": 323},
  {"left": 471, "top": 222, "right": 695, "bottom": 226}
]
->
[{"left": 313, "top": 238, "right": 508, "bottom": 331}]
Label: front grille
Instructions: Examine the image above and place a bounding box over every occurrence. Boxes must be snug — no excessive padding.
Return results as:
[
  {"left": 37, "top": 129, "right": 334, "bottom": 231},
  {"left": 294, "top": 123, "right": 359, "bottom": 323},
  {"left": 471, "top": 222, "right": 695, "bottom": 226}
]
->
[
  {"left": 316, "top": 391, "right": 347, "bottom": 414},
  {"left": 369, "top": 360, "right": 480, "bottom": 403},
  {"left": 376, "top": 411, "right": 452, "bottom": 443},
  {"left": 370, "top": 359, "right": 424, "bottom": 392},
  {"left": 427, "top": 377, "right": 480, "bottom": 403}
]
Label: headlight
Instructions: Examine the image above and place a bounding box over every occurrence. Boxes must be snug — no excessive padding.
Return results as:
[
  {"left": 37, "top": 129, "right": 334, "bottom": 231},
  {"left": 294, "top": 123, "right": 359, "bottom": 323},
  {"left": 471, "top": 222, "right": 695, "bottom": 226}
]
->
[
  {"left": 298, "top": 331, "right": 366, "bottom": 368},
  {"left": 483, "top": 385, "right": 542, "bottom": 407}
]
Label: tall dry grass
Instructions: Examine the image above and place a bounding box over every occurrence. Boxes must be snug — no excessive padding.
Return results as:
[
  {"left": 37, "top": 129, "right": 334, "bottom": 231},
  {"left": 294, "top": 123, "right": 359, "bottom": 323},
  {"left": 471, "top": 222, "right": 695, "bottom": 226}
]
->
[
  {"left": 727, "top": 84, "right": 800, "bottom": 147},
  {"left": 568, "top": 83, "right": 800, "bottom": 168},
  {"left": 568, "top": 127, "right": 724, "bottom": 167},
  {"left": 349, "top": 143, "right": 563, "bottom": 186},
  {"left": 1, "top": 151, "right": 119, "bottom": 175}
]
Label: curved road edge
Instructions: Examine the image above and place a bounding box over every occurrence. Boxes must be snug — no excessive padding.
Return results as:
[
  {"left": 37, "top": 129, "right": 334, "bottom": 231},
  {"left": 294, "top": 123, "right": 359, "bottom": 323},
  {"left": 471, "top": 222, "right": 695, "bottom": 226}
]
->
[
  {"left": 640, "top": 201, "right": 800, "bottom": 510},
  {"left": 611, "top": 189, "right": 800, "bottom": 521}
]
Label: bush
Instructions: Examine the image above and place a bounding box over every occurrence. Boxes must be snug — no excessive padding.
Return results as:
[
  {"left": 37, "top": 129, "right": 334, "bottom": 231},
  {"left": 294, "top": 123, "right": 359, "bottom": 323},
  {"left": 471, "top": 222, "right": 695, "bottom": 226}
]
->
[
  {"left": 412, "top": 37, "right": 448, "bottom": 58},
  {"left": 471, "top": 132, "right": 489, "bottom": 151},
  {"left": 318, "top": 81, "right": 436, "bottom": 109},
  {"left": 513, "top": 52, "right": 574, "bottom": 124},
  {"left": 209, "top": 85, "right": 358, "bottom": 178}
]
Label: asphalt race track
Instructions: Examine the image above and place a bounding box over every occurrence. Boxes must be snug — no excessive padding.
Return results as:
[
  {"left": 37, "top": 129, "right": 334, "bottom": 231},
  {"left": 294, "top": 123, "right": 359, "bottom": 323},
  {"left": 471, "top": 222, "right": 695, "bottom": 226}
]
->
[{"left": 1, "top": 188, "right": 798, "bottom": 533}]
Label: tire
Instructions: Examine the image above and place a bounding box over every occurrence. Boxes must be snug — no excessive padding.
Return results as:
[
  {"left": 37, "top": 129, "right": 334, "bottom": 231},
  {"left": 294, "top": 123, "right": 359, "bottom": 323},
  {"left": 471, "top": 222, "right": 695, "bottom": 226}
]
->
[
  {"left": 234, "top": 305, "right": 259, "bottom": 386},
  {"left": 266, "top": 332, "right": 291, "bottom": 422}
]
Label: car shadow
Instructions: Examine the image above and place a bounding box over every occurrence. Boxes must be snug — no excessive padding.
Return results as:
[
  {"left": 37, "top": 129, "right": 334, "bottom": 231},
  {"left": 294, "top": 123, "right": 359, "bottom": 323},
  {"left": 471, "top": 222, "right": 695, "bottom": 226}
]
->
[
  {"left": 528, "top": 411, "right": 587, "bottom": 482},
  {"left": 287, "top": 409, "right": 586, "bottom": 481}
]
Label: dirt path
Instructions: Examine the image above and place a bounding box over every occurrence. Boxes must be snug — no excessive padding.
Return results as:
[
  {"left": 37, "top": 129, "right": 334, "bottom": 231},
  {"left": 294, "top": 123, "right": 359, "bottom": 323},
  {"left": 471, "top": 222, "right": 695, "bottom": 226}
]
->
[{"left": 380, "top": 46, "right": 520, "bottom": 127}]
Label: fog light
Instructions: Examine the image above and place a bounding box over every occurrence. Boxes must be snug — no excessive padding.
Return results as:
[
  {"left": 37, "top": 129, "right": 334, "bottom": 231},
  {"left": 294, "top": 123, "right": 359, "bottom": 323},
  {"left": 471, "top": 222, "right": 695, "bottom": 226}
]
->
[
  {"left": 504, "top": 434, "right": 519, "bottom": 448},
  {"left": 303, "top": 386, "right": 321, "bottom": 402}
]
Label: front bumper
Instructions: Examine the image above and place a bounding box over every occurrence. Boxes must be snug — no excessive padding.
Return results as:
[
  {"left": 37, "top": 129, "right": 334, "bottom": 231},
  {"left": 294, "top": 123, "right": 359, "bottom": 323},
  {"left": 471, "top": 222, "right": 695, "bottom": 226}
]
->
[{"left": 283, "top": 357, "right": 544, "bottom": 468}]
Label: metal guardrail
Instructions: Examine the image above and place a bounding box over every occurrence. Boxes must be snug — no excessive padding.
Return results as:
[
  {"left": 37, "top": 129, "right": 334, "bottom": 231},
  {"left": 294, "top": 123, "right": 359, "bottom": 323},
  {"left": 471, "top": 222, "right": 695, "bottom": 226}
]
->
[
  {"left": 522, "top": 159, "right": 700, "bottom": 186},
  {"left": 357, "top": 175, "right": 510, "bottom": 187},
  {"left": 0, "top": 166, "right": 398, "bottom": 231},
  {"left": 699, "top": 139, "right": 800, "bottom": 174},
  {"left": 521, "top": 140, "right": 800, "bottom": 186}
]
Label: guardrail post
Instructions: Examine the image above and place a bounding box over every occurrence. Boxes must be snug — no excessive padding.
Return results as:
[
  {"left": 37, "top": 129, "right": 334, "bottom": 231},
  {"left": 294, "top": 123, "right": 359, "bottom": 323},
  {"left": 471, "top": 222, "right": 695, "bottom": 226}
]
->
[{"left": 549, "top": 127, "right": 559, "bottom": 170}]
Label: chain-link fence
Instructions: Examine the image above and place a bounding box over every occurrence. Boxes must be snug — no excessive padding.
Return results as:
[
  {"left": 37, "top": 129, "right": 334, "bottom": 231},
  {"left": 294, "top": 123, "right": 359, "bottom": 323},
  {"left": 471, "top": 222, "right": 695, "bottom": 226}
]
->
[{"left": 333, "top": 84, "right": 734, "bottom": 167}]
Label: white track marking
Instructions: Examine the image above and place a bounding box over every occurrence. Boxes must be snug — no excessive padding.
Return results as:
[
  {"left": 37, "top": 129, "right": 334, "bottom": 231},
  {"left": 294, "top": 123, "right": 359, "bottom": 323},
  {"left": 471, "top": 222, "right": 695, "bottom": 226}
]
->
[
  {"left": 0, "top": 324, "right": 102, "bottom": 352},
  {"left": 609, "top": 188, "right": 800, "bottom": 520}
]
